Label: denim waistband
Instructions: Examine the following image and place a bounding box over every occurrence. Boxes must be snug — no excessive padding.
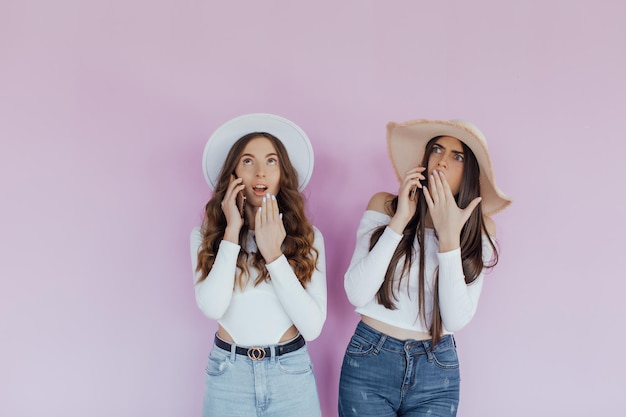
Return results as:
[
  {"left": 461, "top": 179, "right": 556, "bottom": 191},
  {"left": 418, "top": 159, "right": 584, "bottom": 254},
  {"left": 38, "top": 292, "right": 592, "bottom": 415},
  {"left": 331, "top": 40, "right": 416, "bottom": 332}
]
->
[{"left": 354, "top": 320, "right": 455, "bottom": 354}]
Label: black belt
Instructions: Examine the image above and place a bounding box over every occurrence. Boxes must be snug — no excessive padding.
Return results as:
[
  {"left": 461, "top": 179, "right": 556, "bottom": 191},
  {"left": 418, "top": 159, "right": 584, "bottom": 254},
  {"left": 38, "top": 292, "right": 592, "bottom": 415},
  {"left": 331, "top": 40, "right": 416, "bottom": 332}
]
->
[{"left": 214, "top": 334, "right": 305, "bottom": 361}]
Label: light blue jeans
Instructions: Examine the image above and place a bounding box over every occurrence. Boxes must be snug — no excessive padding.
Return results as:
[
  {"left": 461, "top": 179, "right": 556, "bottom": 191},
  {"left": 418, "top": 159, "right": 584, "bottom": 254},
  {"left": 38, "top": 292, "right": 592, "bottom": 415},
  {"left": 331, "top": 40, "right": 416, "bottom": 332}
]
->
[
  {"left": 339, "top": 321, "right": 460, "bottom": 417},
  {"left": 202, "top": 337, "right": 321, "bottom": 417}
]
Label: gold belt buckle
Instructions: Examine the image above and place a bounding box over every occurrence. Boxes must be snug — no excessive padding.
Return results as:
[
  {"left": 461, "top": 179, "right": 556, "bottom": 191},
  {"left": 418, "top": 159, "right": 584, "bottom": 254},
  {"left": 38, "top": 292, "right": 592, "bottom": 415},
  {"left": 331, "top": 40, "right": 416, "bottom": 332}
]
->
[{"left": 247, "top": 347, "right": 266, "bottom": 360}]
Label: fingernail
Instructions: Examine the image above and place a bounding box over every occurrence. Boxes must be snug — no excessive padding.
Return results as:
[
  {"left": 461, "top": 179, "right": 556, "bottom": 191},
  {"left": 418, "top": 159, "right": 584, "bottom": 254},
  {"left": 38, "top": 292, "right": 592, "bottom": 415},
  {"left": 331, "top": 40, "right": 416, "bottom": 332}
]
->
[
  {"left": 279, "top": 213, "right": 283, "bottom": 219},
  {"left": 258, "top": 207, "right": 262, "bottom": 212},
  {"left": 266, "top": 193, "right": 270, "bottom": 198},
  {"left": 271, "top": 194, "right": 276, "bottom": 200},
  {"left": 262, "top": 196, "right": 266, "bottom": 203}
]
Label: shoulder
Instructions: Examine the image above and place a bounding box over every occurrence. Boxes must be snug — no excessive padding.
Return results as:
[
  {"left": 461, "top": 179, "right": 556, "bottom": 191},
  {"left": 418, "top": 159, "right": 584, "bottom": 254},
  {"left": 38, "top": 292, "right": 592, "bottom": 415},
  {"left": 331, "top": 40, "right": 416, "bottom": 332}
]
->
[
  {"left": 483, "top": 215, "right": 496, "bottom": 237},
  {"left": 311, "top": 225, "right": 324, "bottom": 240},
  {"left": 190, "top": 226, "right": 203, "bottom": 252},
  {"left": 190, "top": 226, "right": 202, "bottom": 241},
  {"left": 366, "top": 192, "right": 396, "bottom": 216},
  {"left": 310, "top": 225, "right": 326, "bottom": 248}
]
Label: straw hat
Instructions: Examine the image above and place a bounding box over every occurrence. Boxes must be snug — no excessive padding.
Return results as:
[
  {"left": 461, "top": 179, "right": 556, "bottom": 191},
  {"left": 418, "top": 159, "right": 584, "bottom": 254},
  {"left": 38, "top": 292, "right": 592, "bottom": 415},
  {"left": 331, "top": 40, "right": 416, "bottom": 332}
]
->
[
  {"left": 387, "top": 118, "right": 512, "bottom": 215},
  {"left": 202, "top": 113, "right": 314, "bottom": 191}
]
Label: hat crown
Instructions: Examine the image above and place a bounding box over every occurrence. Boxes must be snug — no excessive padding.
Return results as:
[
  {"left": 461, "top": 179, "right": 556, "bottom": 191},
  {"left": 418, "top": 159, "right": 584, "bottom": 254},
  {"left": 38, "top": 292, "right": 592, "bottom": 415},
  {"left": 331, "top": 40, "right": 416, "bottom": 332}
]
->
[{"left": 442, "top": 119, "right": 490, "bottom": 151}]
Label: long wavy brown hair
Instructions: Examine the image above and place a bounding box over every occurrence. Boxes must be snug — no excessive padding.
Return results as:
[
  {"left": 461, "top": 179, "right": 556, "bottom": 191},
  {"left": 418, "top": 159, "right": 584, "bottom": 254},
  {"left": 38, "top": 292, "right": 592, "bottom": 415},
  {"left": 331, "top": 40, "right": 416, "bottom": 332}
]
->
[
  {"left": 195, "top": 132, "right": 318, "bottom": 289},
  {"left": 370, "top": 136, "right": 498, "bottom": 346}
]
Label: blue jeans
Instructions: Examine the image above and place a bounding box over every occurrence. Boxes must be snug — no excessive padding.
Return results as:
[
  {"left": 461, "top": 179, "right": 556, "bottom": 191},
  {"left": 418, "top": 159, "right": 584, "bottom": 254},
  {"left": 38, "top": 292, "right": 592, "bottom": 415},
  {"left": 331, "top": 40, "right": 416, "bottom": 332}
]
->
[
  {"left": 202, "top": 337, "right": 321, "bottom": 417},
  {"left": 338, "top": 321, "right": 460, "bottom": 417}
]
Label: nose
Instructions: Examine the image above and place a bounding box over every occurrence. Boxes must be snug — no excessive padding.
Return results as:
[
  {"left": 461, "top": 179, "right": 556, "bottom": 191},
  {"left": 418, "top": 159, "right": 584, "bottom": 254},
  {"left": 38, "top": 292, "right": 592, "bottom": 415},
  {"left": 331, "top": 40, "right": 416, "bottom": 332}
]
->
[
  {"left": 436, "top": 155, "right": 447, "bottom": 169},
  {"left": 255, "top": 166, "right": 265, "bottom": 178}
]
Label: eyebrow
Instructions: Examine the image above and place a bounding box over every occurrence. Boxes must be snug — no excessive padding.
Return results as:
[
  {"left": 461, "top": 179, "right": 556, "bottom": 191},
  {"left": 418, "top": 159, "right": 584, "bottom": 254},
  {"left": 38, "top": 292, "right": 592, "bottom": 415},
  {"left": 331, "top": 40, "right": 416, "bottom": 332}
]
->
[
  {"left": 433, "top": 143, "right": 464, "bottom": 155},
  {"left": 240, "top": 152, "right": 279, "bottom": 158}
]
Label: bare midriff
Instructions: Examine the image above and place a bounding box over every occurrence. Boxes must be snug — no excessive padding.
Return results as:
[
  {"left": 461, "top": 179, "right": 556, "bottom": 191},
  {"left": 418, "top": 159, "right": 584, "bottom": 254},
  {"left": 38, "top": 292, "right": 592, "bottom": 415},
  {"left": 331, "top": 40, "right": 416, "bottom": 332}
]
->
[
  {"left": 217, "top": 324, "right": 299, "bottom": 344},
  {"left": 361, "top": 315, "right": 431, "bottom": 341}
]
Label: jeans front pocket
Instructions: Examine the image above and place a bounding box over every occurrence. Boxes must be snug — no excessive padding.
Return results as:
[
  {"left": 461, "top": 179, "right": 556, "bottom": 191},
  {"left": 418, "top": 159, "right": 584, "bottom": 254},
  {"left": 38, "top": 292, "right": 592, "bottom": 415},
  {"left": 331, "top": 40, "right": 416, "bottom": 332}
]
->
[
  {"left": 277, "top": 348, "right": 313, "bottom": 375},
  {"left": 430, "top": 345, "right": 460, "bottom": 370},
  {"left": 345, "top": 334, "right": 375, "bottom": 357},
  {"left": 205, "top": 348, "right": 231, "bottom": 376}
]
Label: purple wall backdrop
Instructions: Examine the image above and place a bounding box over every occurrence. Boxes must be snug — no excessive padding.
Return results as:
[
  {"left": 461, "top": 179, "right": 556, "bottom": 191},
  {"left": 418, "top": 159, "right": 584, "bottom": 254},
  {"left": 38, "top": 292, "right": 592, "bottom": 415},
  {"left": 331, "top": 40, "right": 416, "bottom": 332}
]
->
[{"left": 2, "top": 1, "right": 625, "bottom": 416}]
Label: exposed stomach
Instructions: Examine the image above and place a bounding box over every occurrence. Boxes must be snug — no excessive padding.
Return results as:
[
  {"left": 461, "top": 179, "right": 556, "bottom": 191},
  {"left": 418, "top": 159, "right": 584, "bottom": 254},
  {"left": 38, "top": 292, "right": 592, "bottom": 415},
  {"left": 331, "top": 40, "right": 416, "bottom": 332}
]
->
[
  {"left": 217, "top": 324, "right": 299, "bottom": 344},
  {"left": 361, "top": 315, "right": 431, "bottom": 341}
]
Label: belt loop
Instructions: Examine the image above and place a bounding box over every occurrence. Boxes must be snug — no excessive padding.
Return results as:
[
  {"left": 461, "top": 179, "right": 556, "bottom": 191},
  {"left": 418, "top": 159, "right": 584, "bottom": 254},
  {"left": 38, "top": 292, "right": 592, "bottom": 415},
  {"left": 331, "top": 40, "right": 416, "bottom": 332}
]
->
[
  {"left": 270, "top": 345, "right": 277, "bottom": 363},
  {"left": 230, "top": 341, "right": 237, "bottom": 362},
  {"left": 373, "top": 333, "right": 387, "bottom": 354},
  {"left": 421, "top": 340, "right": 434, "bottom": 360}
]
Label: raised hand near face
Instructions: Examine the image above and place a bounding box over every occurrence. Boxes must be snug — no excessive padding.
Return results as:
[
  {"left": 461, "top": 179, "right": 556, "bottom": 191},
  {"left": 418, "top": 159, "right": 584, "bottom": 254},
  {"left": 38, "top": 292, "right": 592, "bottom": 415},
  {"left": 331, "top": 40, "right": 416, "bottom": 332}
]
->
[
  {"left": 388, "top": 167, "right": 427, "bottom": 234},
  {"left": 221, "top": 176, "right": 245, "bottom": 243},
  {"left": 423, "top": 169, "right": 481, "bottom": 252},
  {"left": 254, "top": 193, "right": 286, "bottom": 264}
]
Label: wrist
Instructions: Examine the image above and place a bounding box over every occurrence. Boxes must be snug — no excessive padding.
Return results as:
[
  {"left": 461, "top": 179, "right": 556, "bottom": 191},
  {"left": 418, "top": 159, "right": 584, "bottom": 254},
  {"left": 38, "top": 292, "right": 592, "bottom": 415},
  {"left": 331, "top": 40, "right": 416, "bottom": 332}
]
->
[
  {"left": 263, "top": 249, "right": 283, "bottom": 264},
  {"left": 388, "top": 215, "right": 410, "bottom": 235},
  {"left": 438, "top": 236, "right": 460, "bottom": 253},
  {"left": 223, "top": 226, "right": 241, "bottom": 244}
]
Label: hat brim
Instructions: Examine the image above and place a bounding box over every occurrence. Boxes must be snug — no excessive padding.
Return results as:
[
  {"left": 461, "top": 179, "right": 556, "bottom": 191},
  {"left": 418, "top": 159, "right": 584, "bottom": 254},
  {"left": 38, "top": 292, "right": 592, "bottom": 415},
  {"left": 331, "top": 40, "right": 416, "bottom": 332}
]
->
[
  {"left": 203, "top": 113, "right": 314, "bottom": 191},
  {"left": 387, "top": 119, "right": 512, "bottom": 216}
]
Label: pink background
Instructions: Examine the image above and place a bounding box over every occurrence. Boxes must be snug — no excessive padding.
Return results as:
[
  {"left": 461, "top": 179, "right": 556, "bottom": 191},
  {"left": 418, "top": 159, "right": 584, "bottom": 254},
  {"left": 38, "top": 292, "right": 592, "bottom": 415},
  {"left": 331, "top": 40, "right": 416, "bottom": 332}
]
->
[{"left": 2, "top": 1, "right": 625, "bottom": 416}]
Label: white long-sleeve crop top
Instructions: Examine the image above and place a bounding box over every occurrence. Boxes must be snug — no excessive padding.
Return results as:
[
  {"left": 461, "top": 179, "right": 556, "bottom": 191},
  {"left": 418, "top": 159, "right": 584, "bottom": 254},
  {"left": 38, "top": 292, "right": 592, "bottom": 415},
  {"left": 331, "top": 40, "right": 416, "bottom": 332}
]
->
[
  {"left": 190, "top": 226, "right": 327, "bottom": 346},
  {"left": 344, "top": 210, "right": 494, "bottom": 334}
]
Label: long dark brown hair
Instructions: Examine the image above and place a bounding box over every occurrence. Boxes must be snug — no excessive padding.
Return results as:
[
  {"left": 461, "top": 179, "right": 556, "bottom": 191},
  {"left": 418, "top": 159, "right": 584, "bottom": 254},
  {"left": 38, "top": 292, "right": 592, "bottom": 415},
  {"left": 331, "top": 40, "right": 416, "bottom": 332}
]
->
[
  {"left": 195, "top": 132, "right": 318, "bottom": 289},
  {"left": 370, "top": 136, "right": 498, "bottom": 346}
]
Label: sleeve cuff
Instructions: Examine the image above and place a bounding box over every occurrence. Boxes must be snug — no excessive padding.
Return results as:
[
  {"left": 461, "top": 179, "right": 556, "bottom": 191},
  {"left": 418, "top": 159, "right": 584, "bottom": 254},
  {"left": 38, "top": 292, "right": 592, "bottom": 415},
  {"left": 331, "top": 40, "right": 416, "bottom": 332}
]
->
[
  {"left": 437, "top": 248, "right": 464, "bottom": 279},
  {"left": 382, "top": 226, "right": 403, "bottom": 242},
  {"left": 265, "top": 255, "right": 295, "bottom": 284},
  {"left": 217, "top": 239, "right": 241, "bottom": 261}
]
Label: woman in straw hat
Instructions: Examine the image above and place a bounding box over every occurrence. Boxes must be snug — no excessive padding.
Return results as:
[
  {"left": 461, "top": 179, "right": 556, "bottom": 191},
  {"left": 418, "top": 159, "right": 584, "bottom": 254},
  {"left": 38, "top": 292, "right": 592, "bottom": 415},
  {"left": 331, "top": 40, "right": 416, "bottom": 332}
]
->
[
  {"left": 190, "top": 114, "right": 326, "bottom": 416},
  {"left": 338, "top": 119, "right": 512, "bottom": 416}
]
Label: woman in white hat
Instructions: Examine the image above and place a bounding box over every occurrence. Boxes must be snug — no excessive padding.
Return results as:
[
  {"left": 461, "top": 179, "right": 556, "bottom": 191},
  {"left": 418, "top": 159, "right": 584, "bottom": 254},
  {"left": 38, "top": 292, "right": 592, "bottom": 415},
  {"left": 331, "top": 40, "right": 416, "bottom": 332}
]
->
[
  {"left": 338, "top": 119, "right": 512, "bottom": 417},
  {"left": 190, "top": 114, "right": 326, "bottom": 416}
]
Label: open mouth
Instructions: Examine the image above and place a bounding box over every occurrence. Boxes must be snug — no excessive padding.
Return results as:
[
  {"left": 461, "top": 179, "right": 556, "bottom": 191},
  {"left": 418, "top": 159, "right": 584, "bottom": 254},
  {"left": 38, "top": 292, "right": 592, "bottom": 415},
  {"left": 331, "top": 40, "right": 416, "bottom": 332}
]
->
[{"left": 252, "top": 184, "right": 268, "bottom": 196}]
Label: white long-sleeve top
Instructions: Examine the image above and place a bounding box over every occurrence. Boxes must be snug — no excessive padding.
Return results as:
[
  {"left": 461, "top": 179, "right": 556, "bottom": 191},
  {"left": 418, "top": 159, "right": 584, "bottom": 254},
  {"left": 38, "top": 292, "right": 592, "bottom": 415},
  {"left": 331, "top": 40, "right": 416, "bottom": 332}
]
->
[
  {"left": 190, "top": 226, "right": 327, "bottom": 346},
  {"left": 344, "top": 210, "right": 494, "bottom": 334}
]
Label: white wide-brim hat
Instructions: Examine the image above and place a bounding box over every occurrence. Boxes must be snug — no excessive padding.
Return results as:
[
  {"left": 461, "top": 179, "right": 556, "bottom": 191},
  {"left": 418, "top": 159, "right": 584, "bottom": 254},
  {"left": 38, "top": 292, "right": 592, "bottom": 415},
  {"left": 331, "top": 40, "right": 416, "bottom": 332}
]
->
[
  {"left": 202, "top": 113, "right": 314, "bottom": 191},
  {"left": 387, "top": 118, "right": 512, "bottom": 215}
]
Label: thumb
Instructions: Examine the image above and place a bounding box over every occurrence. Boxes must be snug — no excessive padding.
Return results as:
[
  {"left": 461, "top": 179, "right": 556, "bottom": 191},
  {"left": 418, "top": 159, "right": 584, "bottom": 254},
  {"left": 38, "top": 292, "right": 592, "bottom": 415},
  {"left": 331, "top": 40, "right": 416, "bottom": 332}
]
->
[{"left": 462, "top": 197, "right": 482, "bottom": 222}]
